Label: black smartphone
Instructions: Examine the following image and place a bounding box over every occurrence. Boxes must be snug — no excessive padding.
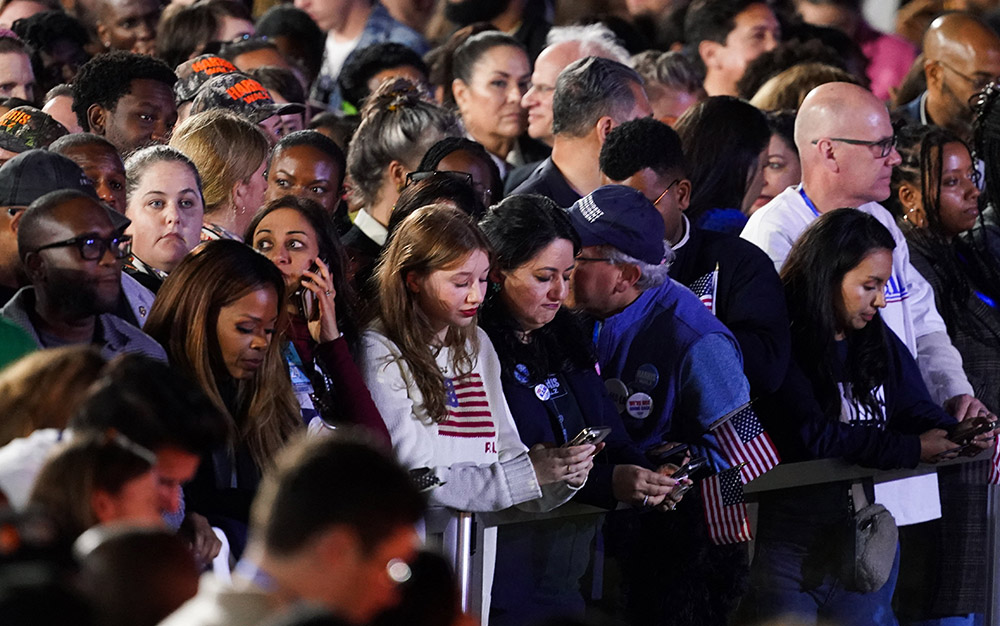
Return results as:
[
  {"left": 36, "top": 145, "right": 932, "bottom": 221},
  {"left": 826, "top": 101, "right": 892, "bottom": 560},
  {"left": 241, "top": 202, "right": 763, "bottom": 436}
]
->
[
  {"left": 296, "top": 262, "right": 321, "bottom": 320},
  {"left": 948, "top": 415, "right": 997, "bottom": 444},
  {"left": 647, "top": 441, "right": 689, "bottom": 466},
  {"left": 668, "top": 456, "right": 709, "bottom": 482},
  {"left": 564, "top": 426, "right": 612, "bottom": 447}
]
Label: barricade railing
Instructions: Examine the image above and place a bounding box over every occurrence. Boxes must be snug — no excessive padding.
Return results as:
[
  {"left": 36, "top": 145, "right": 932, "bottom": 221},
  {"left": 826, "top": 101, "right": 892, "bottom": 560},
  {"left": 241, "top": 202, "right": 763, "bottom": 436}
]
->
[{"left": 424, "top": 455, "right": 998, "bottom": 626}]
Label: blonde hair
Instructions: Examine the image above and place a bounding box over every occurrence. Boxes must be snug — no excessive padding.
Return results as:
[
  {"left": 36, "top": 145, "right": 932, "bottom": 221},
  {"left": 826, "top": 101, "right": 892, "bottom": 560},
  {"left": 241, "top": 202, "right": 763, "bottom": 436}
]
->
[
  {"left": 169, "top": 109, "right": 269, "bottom": 217},
  {"left": 750, "top": 63, "right": 862, "bottom": 112},
  {"left": 0, "top": 346, "right": 106, "bottom": 447},
  {"left": 373, "top": 204, "right": 490, "bottom": 422},
  {"left": 144, "top": 240, "right": 301, "bottom": 469}
]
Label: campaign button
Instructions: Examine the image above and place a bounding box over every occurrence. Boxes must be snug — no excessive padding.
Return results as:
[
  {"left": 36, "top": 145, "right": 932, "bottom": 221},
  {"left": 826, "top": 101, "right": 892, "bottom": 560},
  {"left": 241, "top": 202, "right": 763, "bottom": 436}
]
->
[
  {"left": 633, "top": 363, "right": 660, "bottom": 391},
  {"left": 534, "top": 383, "right": 551, "bottom": 401},
  {"left": 626, "top": 392, "right": 653, "bottom": 419},
  {"left": 605, "top": 378, "right": 629, "bottom": 412}
]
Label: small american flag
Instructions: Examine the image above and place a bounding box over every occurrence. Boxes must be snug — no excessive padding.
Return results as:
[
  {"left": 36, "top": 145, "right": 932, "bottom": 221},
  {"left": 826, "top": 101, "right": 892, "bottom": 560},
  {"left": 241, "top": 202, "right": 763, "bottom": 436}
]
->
[
  {"left": 713, "top": 403, "right": 781, "bottom": 483},
  {"left": 688, "top": 263, "right": 719, "bottom": 315},
  {"left": 438, "top": 373, "right": 496, "bottom": 439},
  {"left": 701, "top": 465, "right": 751, "bottom": 544}
]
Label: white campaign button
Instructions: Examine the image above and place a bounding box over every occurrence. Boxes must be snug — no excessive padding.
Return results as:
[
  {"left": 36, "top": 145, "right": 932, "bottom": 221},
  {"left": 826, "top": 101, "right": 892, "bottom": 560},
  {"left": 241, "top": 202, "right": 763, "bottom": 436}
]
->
[
  {"left": 626, "top": 392, "right": 653, "bottom": 419},
  {"left": 534, "top": 383, "right": 551, "bottom": 401},
  {"left": 605, "top": 378, "right": 629, "bottom": 412}
]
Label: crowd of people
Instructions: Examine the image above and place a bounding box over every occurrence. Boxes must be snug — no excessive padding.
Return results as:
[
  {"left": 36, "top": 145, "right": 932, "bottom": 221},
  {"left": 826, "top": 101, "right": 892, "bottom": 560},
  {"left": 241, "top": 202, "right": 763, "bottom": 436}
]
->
[{"left": 3, "top": 0, "right": 1000, "bottom": 625}]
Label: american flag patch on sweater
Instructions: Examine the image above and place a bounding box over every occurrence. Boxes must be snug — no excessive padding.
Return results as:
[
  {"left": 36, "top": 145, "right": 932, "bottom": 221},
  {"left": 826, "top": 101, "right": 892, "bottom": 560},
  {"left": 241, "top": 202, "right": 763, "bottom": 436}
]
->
[{"left": 439, "top": 373, "right": 495, "bottom": 438}]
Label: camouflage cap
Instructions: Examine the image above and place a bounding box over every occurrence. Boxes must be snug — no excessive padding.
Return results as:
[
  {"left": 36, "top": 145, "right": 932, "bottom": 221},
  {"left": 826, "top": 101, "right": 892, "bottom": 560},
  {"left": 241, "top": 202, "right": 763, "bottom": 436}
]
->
[
  {"left": 0, "top": 107, "right": 68, "bottom": 153},
  {"left": 189, "top": 73, "right": 304, "bottom": 124},
  {"left": 174, "top": 54, "right": 238, "bottom": 104}
]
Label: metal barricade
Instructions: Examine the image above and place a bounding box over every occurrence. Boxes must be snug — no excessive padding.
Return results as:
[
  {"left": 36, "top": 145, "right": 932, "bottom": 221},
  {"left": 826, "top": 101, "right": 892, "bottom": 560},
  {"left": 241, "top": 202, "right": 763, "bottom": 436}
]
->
[{"left": 425, "top": 455, "right": 998, "bottom": 626}]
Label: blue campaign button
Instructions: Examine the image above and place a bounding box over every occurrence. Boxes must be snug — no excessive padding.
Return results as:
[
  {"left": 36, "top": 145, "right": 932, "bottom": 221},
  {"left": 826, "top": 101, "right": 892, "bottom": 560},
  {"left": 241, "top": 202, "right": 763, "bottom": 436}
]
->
[
  {"left": 514, "top": 363, "right": 530, "bottom": 385},
  {"left": 633, "top": 364, "right": 660, "bottom": 391}
]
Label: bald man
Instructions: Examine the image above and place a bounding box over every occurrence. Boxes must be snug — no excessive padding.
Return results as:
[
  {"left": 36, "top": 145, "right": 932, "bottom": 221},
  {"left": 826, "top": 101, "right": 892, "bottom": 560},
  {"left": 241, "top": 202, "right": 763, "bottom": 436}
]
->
[
  {"left": 0, "top": 189, "right": 165, "bottom": 360},
  {"left": 743, "top": 81, "right": 985, "bottom": 423},
  {"left": 896, "top": 12, "right": 1000, "bottom": 142}
]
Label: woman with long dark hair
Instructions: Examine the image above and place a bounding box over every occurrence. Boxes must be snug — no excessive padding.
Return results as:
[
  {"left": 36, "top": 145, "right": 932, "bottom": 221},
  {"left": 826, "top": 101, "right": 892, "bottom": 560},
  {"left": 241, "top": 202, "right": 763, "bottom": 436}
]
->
[
  {"left": 246, "top": 196, "right": 388, "bottom": 444},
  {"left": 675, "top": 96, "right": 770, "bottom": 235},
  {"left": 145, "top": 239, "right": 303, "bottom": 557},
  {"left": 746, "top": 209, "right": 993, "bottom": 625},
  {"left": 477, "top": 194, "right": 683, "bottom": 625}
]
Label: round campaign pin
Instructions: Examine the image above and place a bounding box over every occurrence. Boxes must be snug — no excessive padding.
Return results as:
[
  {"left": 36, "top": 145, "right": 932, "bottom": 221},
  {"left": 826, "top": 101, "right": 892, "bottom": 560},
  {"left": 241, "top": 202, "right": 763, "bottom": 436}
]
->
[
  {"left": 534, "top": 383, "right": 551, "bottom": 402},
  {"left": 626, "top": 392, "right": 653, "bottom": 419},
  {"left": 605, "top": 378, "right": 629, "bottom": 412},
  {"left": 633, "top": 363, "right": 660, "bottom": 391},
  {"left": 514, "top": 363, "right": 530, "bottom": 385}
]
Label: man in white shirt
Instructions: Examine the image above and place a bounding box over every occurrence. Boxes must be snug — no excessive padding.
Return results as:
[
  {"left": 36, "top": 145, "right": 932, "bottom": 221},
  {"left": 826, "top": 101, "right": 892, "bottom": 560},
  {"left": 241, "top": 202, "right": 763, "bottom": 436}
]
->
[{"left": 741, "top": 81, "right": 989, "bottom": 523}]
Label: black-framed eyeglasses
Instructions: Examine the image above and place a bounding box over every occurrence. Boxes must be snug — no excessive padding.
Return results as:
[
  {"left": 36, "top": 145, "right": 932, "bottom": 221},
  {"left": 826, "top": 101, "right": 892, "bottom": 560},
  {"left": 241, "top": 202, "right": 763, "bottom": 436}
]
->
[
  {"left": 32, "top": 233, "right": 132, "bottom": 261},
  {"left": 812, "top": 135, "right": 896, "bottom": 158},
  {"left": 575, "top": 256, "right": 614, "bottom": 263},
  {"left": 653, "top": 179, "right": 680, "bottom": 206},
  {"left": 935, "top": 59, "right": 996, "bottom": 93},
  {"left": 405, "top": 170, "right": 473, "bottom": 188}
]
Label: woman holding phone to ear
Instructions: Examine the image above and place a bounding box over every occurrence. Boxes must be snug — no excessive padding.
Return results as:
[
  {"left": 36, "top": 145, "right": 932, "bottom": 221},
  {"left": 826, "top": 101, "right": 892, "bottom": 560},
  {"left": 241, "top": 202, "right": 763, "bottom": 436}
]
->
[{"left": 247, "top": 196, "right": 388, "bottom": 445}]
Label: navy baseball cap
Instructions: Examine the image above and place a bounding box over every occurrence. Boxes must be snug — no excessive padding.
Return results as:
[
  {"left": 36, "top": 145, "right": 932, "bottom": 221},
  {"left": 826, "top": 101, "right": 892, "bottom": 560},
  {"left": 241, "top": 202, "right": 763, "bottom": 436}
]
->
[
  {"left": 567, "top": 185, "right": 666, "bottom": 266},
  {"left": 0, "top": 150, "right": 130, "bottom": 229}
]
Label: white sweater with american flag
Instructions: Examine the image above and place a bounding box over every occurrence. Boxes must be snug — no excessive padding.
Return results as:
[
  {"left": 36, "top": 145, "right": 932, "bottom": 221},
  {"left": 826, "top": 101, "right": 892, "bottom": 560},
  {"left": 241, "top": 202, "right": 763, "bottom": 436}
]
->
[{"left": 361, "top": 324, "right": 576, "bottom": 513}]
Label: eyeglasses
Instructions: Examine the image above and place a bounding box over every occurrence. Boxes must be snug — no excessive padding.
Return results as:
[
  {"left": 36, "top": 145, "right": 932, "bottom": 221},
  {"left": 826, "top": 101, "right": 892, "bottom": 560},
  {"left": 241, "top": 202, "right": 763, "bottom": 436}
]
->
[
  {"left": 32, "top": 233, "right": 132, "bottom": 261},
  {"left": 812, "top": 135, "right": 897, "bottom": 158},
  {"left": 653, "top": 179, "right": 680, "bottom": 206},
  {"left": 935, "top": 59, "right": 996, "bottom": 93},
  {"left": 575, "top": 256, "right": 613, "bottom": 263}
]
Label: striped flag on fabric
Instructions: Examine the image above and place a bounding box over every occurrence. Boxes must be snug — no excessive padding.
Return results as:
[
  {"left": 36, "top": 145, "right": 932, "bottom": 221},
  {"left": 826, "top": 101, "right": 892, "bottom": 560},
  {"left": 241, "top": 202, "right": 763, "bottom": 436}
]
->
[
  {"left": 688, "top": 263, "right": 719, "bottom": 315},
  {"left": 713, "top": 403, "right": 781, "bottom": 484},
  {"left": 701, "top": 465, "right": 752, "bottom": 544},
  {"left": 438, "top": 373, "right": 496, "bottom": 439}
]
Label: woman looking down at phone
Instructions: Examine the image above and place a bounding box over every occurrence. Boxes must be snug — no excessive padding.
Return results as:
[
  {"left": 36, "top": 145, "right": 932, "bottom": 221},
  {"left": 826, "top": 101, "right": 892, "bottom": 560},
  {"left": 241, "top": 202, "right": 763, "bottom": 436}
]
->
[
  {"left": 477, "top": 194, "right": 687, "bottom": 626},
  {"left": 246, "top": 196, "right": 388, "bottom": 444},
  {"left": 145, "top": 239, "right": 303, "bottom": 558},
  {"left": 359, "top": 204, "right": 594, "bottom": 613},
  {"left": 746, "top": 209, "right": 996, "bottom": 625}
]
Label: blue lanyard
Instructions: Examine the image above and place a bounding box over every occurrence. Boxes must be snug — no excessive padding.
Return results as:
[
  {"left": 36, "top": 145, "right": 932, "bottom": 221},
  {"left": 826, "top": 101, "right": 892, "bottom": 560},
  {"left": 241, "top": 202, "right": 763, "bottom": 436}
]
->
[
  {"left": 975, "top": 290, "right": 997, "bottom": 308},
  {"left": 799, "top": 187, "right": 820, "bottom": 217}
]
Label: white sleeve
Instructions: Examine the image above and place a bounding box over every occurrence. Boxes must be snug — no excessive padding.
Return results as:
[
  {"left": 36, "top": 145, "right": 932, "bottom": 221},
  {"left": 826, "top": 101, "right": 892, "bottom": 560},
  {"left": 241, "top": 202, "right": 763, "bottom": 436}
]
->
[
  {"left": 359, "top": 329, "right": 544, "bottom": 513},
  {"left": 901, "top": 245, "right": 974, "bottom": 402},
  {"left": 740, "top": 207, "right": 794, "bottom": 272}
]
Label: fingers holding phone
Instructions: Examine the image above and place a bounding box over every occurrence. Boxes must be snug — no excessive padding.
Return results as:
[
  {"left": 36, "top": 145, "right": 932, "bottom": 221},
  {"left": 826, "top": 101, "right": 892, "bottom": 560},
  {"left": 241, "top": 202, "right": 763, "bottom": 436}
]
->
[
  {"left": 612, "top": 464, "right": 677, "bottom": 507},
  {"left": 301, "top": 258, "right": 341, "bottom": 342}
]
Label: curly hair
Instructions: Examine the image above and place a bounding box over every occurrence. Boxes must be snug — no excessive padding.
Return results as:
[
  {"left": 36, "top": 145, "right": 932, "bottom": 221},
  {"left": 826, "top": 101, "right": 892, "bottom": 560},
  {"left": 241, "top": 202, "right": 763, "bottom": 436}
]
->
[{"left": 71, "top": 51, "right": 176, "bottom": 131}]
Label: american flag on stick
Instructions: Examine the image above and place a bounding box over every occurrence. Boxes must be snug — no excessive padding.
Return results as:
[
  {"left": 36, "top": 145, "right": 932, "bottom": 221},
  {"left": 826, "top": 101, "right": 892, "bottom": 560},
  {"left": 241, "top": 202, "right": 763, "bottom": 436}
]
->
[
  {"left": 709, "top": 402, "right": 781, "bottom": 484},
  {"left": 701, "top": 464, "right": 752, "bottom": 544},
  {"left": 688, "top": 263, "right": 719, "bottom": 315},
  {"left": 699, "top": 401, "right": 781, "bottom": 544}
]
